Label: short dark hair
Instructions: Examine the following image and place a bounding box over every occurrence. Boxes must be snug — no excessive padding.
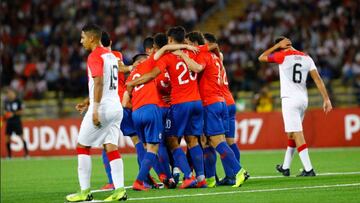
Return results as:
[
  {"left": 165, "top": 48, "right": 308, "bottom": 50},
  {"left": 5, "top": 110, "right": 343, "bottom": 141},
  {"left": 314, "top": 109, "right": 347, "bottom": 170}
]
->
[
  {"left": 203, "top": 33, "right": 217, "bottom": 43},
  {"left": 143, "top": 37, "right": 154, "bottom": 50},
  {"left": 154, "top": 33, "right": 168, "bottom": 48},
  {"left": 132, "top": 53, "right": 148, "bottom": 64},
  {"left": 82, "top": 24, "right": 102, "bottom": 39},
  {"left": 186, "top": 31, "right": 205, "bottom": 45},
  {"left": 167, "top": 26, "right": 185, "bottom": 43},
  {"left": 101, "top": 31, "right": 111, "bottom": 47},
  {"left": 274, "top": 36, "right": 287, "bottom": 44}
]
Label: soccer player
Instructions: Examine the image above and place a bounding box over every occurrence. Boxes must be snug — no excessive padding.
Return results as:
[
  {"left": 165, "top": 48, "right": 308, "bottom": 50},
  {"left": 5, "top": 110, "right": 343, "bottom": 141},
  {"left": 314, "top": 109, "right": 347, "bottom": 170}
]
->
[
  {"left": 203, "top": 33, "right": 241, "bottom": 185},
  {"left": 3, "top": 88, "right": 29, "bottom": 159},
  {"left": 66, "top": 24, "right": 126, "bottom": 202},
  {"left": 124, "top": 53, "right": 167, "bottom": 191},
  {"left": 177, "top": 31, "right": 248, "bottom": 188},
  {"left": 99, "top": 31, "right": 150, "bottom": 190},
  {"left": 258, "top": 37, "right": 333, "bottom": 176},
  {"left": 127, "top": 26, "right": 205, "bottom": 189}
]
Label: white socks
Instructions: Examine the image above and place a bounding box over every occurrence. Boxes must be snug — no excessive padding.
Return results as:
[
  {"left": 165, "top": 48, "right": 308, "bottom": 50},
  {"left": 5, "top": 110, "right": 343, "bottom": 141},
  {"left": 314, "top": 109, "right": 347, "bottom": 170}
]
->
[
  {"left": 107, "top": 151, "right": 124, "bottom": 189},
  {"left": 298, "top": 144, "right": 313, "bottom": 172},
  {"left": 110, "top": 158, "right": 124, "bottom": 188},
  {"left": 78, "top": 154, "right": 92, "bottom": 190},
  {"left": 282, "top": 146, "right": 296, "bottom": 169}
]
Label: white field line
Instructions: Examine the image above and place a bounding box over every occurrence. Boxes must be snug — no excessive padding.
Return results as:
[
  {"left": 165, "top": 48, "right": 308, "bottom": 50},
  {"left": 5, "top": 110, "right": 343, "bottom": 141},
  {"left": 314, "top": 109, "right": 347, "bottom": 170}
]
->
[
  {"left": 127, "top": 183, "right": 360, "bottom": 201},
  {"left": 89, "top": 171, "right": 360, "bottom": 193}
]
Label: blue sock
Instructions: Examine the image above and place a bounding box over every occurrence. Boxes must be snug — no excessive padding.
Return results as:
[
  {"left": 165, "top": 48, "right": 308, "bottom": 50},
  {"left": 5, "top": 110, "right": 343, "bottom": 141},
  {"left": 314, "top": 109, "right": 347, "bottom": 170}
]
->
[
  {"left": 173, "top": 147, "right": 192, "bottom": 178},
  {"left": 215, "top": 142, "right": 241, "bottom": 174},
  {"left": 158, "top": 143, "right": 172, "bottom": 178},
  {"left": 189, "top": 145, "right": 204, "bottom": 177},
  {"left": 135, "top": 142, "right": 146, "bottom": 169},
  {"left": 204, "top": 147, "right": 216, "bottom": 178},
  {"left": 230, "top": 143, "right": 241, "bottom": 163},
  {"left": 137, "top": 152, "right": 156, "bottom": 181},
  {"left": 101, "top": 149, "right": 113, "bottom": 184}
]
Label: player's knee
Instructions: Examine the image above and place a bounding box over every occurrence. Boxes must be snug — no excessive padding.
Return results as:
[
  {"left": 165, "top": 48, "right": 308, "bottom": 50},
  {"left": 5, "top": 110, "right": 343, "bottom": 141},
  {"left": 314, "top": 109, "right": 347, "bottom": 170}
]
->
[
  {"left": 185, "top": 136, "right": 199, "bottom": 148},
  {"left": 166, "top": 137, "right": 179, "bottom": 151},
  {"left": 209, "top": 134, "right": 225, "bottom": 147},
  {"left": 131, "top": 136, "right": 140, "bottom": 145},
  {"left": 146, "top": 143, "right": 159, "bottom": 153},
  {"left": 226, "top": 138, "right": 234, "bottom": 145},
  {"left": 104, "top": 144, "right": 118, "bottom": 152}
]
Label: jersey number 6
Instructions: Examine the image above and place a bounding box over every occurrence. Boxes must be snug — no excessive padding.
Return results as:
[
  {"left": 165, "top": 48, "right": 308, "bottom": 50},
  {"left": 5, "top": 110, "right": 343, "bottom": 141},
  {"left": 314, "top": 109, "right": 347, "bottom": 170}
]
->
[{"left": 292, "top": 63, "right": 302, "bottom": 83}]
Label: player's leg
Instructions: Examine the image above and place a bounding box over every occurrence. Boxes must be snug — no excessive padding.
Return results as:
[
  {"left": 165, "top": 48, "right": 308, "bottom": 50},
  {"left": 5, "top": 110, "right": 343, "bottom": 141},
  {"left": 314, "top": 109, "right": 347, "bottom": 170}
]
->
[
  {"left": 100, "top": 149, "right": 114, "bottom": 189},
  {"left": 185, "top": 101, "right": 206, "bottom": 187},
  {"left": 226, "top": 104, "right": 240, "bottom": 162},
  {"left": 165, "top": 103, "right": 196, "bottom": 188},
  {"left": 15, "top": 121, "right": 28, "bottom": 157},
  {"left": 103, "top": 143, "right": 127, "bottom": 201},
  {"left": 202, "top": 135, "right": 217, "bottom": 187},
  {"left": 66, "top": 143, "right": 93, "bottom": 202},
  {"left": 293, "top": 131, "right": 315, "bottom": 176},
  {"left": 5, "top": 122, "right": 13, "bottom": 158},
  {"left": 276, "top": 133, "right": 296, "bottom": 176}
]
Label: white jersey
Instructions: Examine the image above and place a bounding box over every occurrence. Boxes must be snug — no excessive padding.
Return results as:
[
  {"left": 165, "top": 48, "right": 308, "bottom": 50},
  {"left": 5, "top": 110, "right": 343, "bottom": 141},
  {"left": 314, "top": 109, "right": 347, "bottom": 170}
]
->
[
  {"left": 87, "top": 46, "right": 121, "bottom": 107},
  {"left": 269, "top": 50, "right": 317, "bottom": 99}
]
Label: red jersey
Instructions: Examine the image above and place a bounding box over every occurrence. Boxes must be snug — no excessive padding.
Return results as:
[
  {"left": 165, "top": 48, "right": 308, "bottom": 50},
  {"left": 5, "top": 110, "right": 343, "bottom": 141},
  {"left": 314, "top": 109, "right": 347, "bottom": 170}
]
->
[
  {"left": 126, "top": 56, "right": 160, "bottom": 111},
  {"left": 196, "top": 50, "right": 225, "bottom": 106},
  {"left": 156, "top": 70, "right": 171, "bottom": 108},
  {"left": 218, "top": 59, "right": 235, "bottom": 105},
  {"left": 112, "top": 50, "right": 126, "bottom": 101},
  {"left": 155, "top": 51, "right": 201, "bottom": 104}
]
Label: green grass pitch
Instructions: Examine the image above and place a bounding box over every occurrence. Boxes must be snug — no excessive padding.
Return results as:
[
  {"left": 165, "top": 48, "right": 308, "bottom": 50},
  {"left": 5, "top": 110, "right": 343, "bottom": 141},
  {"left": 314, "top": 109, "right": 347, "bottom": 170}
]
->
[{"left": 2, "top": 148, "right": 360, "bottom": 203}]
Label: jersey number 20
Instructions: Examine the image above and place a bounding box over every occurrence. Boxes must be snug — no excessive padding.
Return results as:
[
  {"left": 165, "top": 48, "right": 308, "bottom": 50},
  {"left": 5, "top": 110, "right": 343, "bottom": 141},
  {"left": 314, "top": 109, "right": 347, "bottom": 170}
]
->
[{"left": 292, "top": 63, "right": 302, "bottom": 83}]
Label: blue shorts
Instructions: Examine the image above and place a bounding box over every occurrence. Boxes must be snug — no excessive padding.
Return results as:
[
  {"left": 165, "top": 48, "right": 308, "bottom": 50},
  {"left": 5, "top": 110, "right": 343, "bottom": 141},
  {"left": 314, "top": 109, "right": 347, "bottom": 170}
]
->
[
  {"left": 132, "top": 104, "right": 163, "bottom": 144},
  {"left": 225, "top": 104, "right": 236, "bottom": 138},
  {"left": 204, "top": 102, "right": 228, "bottom": 136},
  {"left": 120, "top": 108, "right": 137, "bottom": 137},
  {"left": 165, "top": 100, "right": 203, "bottom": 137},
  {"left": 160, "top": 107, "right": 169, "bottom": 124}
]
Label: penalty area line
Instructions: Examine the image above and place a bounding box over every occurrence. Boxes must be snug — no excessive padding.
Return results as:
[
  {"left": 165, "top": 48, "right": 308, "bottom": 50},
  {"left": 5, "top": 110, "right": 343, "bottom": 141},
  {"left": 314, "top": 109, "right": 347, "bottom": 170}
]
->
[{"left": 128, "top": 183, "right": 360, "bottom": 201}]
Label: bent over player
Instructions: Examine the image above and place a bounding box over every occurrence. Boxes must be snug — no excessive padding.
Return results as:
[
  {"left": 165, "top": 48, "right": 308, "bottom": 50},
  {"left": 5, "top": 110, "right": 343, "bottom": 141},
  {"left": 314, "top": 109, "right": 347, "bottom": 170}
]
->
[
  {"left": 258, "top": 37, "right": 332, "bottom": 176},
  {"left": 66, "top": 24, "right": 126, "bottom": 202}
]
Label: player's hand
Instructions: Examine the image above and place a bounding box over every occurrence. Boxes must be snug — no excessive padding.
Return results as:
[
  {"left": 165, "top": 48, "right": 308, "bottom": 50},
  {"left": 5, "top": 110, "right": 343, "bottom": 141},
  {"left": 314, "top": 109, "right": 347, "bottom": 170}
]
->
[
  {"left": 323, "top": 99, "right": 332, "bottom": 114},
  {"left": 76, "top": 102, "right": 88, "bottom": 114},
  {"left": 186, "top": 45, "right": 199, "bottom": 54},
  {"left": 133, "top": 60, "right": 141, "bottom": 67},
  {"left": 126, "top": 83, "right": 134, "bottom": 96},
  {"left": 92, "top": 111, "right": 101, "bottom": 128},
  {"left": 278, "top": 38, "right": 292, "bottom": 49}
]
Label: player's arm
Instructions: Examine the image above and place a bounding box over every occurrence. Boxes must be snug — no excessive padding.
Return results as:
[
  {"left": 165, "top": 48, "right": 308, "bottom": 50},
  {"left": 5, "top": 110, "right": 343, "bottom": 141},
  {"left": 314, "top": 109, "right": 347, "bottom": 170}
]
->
[
  {"left": 154, "top": 44, "right": 199, "bottom": 60},
  {"left": 76, "top": 98, "right": 89, "bottom": 114},
  {"left": 309, "top": 69, "right": 333, "bottom": 114},
  {"left": 118, "top": 60, "right": 133, "bottom": 73},
  {"left": 126, "top": 67, "right": 162, "bottom": 94},
  {"left": 93, "top": 76, "right": 103, "bottom": 127},
  {"left": 258, "top": 38, "right": 291, "bottom": 62},
  {"left": 172, "top": 50, "right": 204, "bottom": 73},
  {"left": 122, "top": 91, "right": 132, "bottom": 109}
]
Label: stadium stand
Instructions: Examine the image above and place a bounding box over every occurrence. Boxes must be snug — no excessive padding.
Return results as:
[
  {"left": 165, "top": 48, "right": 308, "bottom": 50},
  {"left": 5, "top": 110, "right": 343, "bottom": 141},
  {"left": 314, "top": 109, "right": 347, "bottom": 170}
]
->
[{"left": 1, "top": 0, "right": 358, "bottom": 119}]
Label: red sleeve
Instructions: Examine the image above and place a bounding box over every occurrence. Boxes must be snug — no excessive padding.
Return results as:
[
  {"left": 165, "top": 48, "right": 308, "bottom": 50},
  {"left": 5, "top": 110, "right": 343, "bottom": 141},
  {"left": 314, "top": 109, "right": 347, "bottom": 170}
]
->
[
  {"left": 268, "top": 52, "right": 285, "bottom": 64},
  {"left": 198, "top": 44, "right": 209, "bottom": 52},
  {"left": 195, "top": 52, "right": 208, "bottom": 68},
  {"left": 155, "top": 55, "right": 167, "bottom": 72},
  {"left": 88, "top": 53, "right": 104, "bottom": 77}
]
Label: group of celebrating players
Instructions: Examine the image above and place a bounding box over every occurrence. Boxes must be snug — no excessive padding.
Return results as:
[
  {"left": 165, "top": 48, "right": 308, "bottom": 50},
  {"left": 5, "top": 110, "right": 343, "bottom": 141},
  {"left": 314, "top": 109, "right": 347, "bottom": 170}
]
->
[{"left": 66, "top": 22, "right": 332, "bottom": 202}]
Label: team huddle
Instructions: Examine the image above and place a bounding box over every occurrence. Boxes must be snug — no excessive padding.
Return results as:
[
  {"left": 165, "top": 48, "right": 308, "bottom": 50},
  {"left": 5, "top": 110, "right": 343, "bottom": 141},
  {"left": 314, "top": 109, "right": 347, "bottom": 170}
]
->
[{"left": 66, "top": 24, "right": 332, "bottom": 202}]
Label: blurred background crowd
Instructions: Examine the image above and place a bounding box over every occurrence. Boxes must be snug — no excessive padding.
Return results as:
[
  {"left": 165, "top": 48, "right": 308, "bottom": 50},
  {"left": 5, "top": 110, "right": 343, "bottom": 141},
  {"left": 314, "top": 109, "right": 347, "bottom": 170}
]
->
[{"left": 1, "top": 0, "right": 359, "bottom": 108}]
